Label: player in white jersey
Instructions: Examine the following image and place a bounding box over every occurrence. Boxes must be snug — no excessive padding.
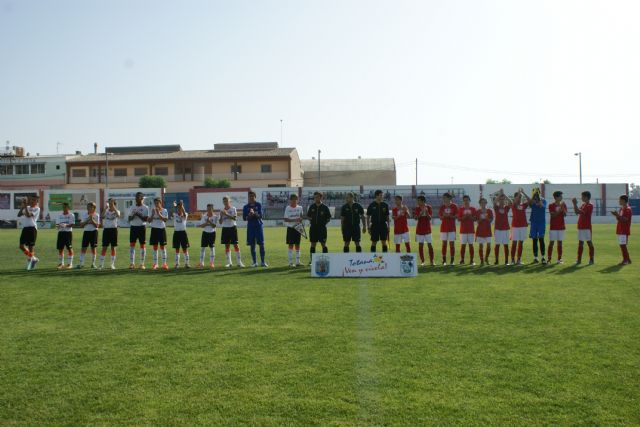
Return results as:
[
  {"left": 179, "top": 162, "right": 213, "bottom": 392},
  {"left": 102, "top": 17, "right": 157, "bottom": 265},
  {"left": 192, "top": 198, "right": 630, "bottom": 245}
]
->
[
  {"left": 149, "top": 197, "right": 169, "bottom": 270},
  {"left": 17, "top": 194, "right": 41, "bottom": 270},
  {"left": 219, "top": 196, "right": 244, "bottom": 267},
  {"left": 99, "top": 198, "right": 120, "bottom": 269},
  {"left": 77, "top": 202, "right": 100, "bottom": 269},
  {"left": 284, "top": 193, "right": 304, "bottom": 267},
  {"left": 128, "top": 192, "right": 150, "bottom": 269},
  {"left": 172, "top": 200, "right": 190, "bottom": 268},
  {"left": 198, "top": 204, "right": 218, "bottom": 268},
  {"left": 55, "top": 202, "right": 75, "bottom": 269}
]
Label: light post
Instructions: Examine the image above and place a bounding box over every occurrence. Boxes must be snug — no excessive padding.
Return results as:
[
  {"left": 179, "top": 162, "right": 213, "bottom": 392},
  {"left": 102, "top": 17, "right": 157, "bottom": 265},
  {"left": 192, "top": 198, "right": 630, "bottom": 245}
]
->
[
  {"left": 574, "top": 152, "right": 582, "bottom": 184},
  {"left": 317, "top": 149, "right": 321, "bottom": 187}
]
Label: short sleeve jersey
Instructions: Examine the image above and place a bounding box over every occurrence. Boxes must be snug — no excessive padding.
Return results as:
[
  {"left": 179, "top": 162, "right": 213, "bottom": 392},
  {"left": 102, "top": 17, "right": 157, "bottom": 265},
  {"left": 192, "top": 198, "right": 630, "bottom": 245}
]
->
[
  {"left": 307, "top": 203, "right": 331, "bottom": 227},
  {"left": 616, "top": 206, "right": 632, "bottom": 235},
  {"left": 149, "top": 208, "right": 168, "bottom": 229},
  {"left": 549, "top": 202, "right": 567, "bottom": 231},
  {"left": 392, "top": 207, "right": 410, "bottom": 234},
  {"left": 340, "top": 202, "right": 364, "bottom": 229},
  {"left": 494, "top": 204, "right": 510, "bottom": 230},
  {"left": 220, "top": 206, "right": 237, "bottom": 228},
  {"left": 21, "top": 206, "right": 40, "bottom": 228},
  {"left": 511, "top": 203, "right": 529, "bottom": 228},
  {"left": 577, "top": 202, "right": 593, "bottom": 230},
  {"left": 128, "top": 205, "right": 149, "bottom": 227},
  {"left": 457, "top": 206, "right": 476, "bottom": 234},
  {"left": 102, "top": 209, "right": 119, "bottom": 229},
  {"left": 284, "top": 205, "right": 304, "bottom": 228},
  {"left": 173, "top": 212, "right": 188, "bottom": 231},
  {"left": 56, "top": 212, "right": 75, "bottom": 232},
  {"left": 199, "top": 213, "right": 218, "bottom": 233},
  {"left": 367, "top": 201, "right": 390, "bottom": 226},
  {"left": 475, "top": 208, "right": 493, "bottom": 238},
  {"left": 414, "top": 205, "right": 433, "bottom": 235},
  {"left": 81, "top": 212, "right": 100, "bottom": 231},
  {"left": 439, "top": 203, "right": 458, "bottom": 233}
]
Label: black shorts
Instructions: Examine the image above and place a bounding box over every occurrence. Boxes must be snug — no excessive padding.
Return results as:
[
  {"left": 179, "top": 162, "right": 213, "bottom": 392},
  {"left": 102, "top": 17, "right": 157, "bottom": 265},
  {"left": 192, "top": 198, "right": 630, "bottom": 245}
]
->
[
  {"left": 201, "top": 231, "right": 216, "bottom": 248},
  {"left": 20, "top": 227, "right": 37, "bottom": 246},
  {"left": 102, "top": 228, "right": 118, "bottom": 247},
  {"left": 286, "top": 227, "right": 301, "bottom": 246},
  {"left": 221, "top": 227, "right": 238, "bottom": 245},
  {"left": 172, "top": 230, "right": 190, "bottom": 249},
  {"left": 309, "top": 225, "right": 327, "bottom": 243},
  {"left": 370, "top": 223, "right": 389, "bottom": 242},
  {"left": 150, "top": 228, "right": 167, "bottom": 246},
  {"left": 56, "top": 232, "right": 73, "bottom": 250},
  {"left": 129, "top": 225, "right": 146, "bottom": 245},
  {"left": 82, "top": 230, "right": 98, "bottom": 248},
  {"left": 342, "top": 226, "right": 361, "bottom": 242}
]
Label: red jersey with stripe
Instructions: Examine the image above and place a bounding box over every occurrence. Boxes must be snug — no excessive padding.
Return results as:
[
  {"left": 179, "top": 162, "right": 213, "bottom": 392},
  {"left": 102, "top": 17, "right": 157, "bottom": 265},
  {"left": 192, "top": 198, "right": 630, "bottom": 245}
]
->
[
  {"left": 414, "top": 205, "right": 433, "bottom": 235},
  {"left": 457, "top": 206, "right": 476, "bottom": 234},
  {"left": 616, "top": 206, "right": 632, "bottom": 235},
  {"left": 511, "top": 202, "right": 529, "bottom": 227},
  {"left": 392, "top": 207, "right": 410, "bottom": 234},
  {"left": 439, "top": 203, "right": 458, "bottom": 233},
  {"left": 549, "top": 202, "right": 567, "bottom": 231},
  {"left": 494, "top": 205, "right": 510, "bottom": 230},
  {"left": 475, "top": 208, "right": 493, "bottom": 238},
  {"left": 577, "top": 202, "right": 593, "bottom": 230}
]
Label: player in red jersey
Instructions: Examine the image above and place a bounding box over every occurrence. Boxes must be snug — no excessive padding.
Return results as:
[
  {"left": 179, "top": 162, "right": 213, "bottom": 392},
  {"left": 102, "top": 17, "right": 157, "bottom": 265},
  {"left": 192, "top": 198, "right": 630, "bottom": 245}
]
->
[
  {"left": 510, "top": 188, "right": 531, "bottom": 265},
  {"left": 413, "top": 195, "right": 434, "bottom": 266},
  {"left": 572, "top": 191, "right": 595, "bottom": 265},
  {"left": 492, "top": 190, "right": 511, "bottom": 265},
  {"left": 438, "top": 193, "right": 458, "bottom": 265},
  {"left": 457, "top": 195, "right": 476, "bottom": 265},
  {"left": 392, "top": 195, "right": 411, "bottom": 253},
  {"left": 475, "top": 197, "right": 493, "bottom": 266},
  {"left": 547, "top": 191, "right": 568, "bottom": 264},
  {"left": 611, "top": 194, "right": 632, "bottom": 265}
]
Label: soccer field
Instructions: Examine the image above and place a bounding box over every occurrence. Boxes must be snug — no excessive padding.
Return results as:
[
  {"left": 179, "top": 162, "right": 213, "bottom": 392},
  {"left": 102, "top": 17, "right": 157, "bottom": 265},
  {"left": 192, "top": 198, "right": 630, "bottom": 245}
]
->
[{"left": 1, "top": 225, "right": 639, "bottom": 425}]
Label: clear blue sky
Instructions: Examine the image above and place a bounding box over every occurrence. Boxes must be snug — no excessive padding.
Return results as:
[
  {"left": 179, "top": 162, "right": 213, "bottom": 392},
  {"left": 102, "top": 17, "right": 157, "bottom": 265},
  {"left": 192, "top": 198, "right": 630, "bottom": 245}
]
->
[{"left": 1, "top": 0, "right": 639, "bottom": 184}]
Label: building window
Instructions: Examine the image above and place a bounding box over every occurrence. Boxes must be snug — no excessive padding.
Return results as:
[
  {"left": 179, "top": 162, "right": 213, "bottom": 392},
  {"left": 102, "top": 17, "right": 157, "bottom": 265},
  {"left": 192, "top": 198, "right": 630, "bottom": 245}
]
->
[
  {"left": 134, "top": 167, "right": 148, "bottom": 176},
  {"left": 15, "top": 165, "right": 30, "bottom": 174},
  {"left": 155, "top": 167, "right": 168, "bottom": 176},
  {"left": 268, "top": 184, "right": 286, "bottom": 187},
  {"left": 72, "top": 168, "right": 87, "bottom": 178},
  {"left": 0, "top": 165, "right": 13, "bottom": 175},
  {"left": 261, "top": 164, "right": 272, "bottom": 173},
  {"left": 114, "top": 168, "right": 127, "bottom": 177},
  {"left": 56, "top": 165, "right": 60, "bottom": 170},
  {"left": 230, "top": 165, "right": 242, "bottom": 174},
  {"left": 30, "top": 163, "right": 45, "bottom": 174},
  {"left": 91, "top": 168, "right": 105, "bottom": 177}
]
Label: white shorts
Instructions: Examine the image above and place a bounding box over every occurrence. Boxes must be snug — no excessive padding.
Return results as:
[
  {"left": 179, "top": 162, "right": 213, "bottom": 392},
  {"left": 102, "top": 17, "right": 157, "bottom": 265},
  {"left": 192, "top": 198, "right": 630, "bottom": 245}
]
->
[
  {"left": 617, "top": 234, "right": 628, "bottom": 245},
  {"left": 494, "top": 230, "right": 510, "bottom": 245},
  {"left": 549, "top": 230, "right": 565, "bottom": 241},
  {"left": 511, "top": 227, "right": 527, "bottom": 241},
  {"left": 578, "top": 229, "right": 592, "bottom": 242},
  {"left": 460, "top": 233, "right": 474, "bottom": 244},
  {"left": 394, "top": 232, "right": 410, "bottom": 244},
  {"left": 440, "top": 231, "right": 456, "bottom": 242},
  {"left": 416, "top": 233, "right": 433, "bottom": 244},
  {"left": 476, "top": 236, "right": 492, "bottom": 244}
]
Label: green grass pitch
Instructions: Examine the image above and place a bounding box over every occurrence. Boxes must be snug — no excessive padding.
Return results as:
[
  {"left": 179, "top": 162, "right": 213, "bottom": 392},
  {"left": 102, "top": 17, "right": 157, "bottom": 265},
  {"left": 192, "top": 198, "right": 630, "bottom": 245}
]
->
[{"left": 1, "top": 225, "right": 639, "bottom": 425}]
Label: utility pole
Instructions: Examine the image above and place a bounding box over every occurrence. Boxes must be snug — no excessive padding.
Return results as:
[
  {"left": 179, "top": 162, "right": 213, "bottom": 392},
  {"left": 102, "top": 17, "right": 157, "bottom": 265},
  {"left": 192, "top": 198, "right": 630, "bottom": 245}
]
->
[
  {"left": 415, "top": 158, "right": 418, "bottom": 186},
  {"left": 317, "top": 150, "right": 321, "bottom": 187},
  {"left": 574, "top": 152, "right": 582, "bottom": 184},
  {"left": 280, "top": 119, "right": 283, "bottom": 145}
]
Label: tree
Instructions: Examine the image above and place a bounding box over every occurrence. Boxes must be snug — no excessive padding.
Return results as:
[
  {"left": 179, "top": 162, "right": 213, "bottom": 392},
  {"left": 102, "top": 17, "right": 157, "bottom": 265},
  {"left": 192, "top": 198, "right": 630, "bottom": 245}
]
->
[
  {"left": 630, "top": 183, "right": 640, "bottom": 199},
  {"left": 487, "top": 178, "right": 512, "bottom": 184},
  {"left": 532, "top": 179, "right": 552, "bottom": 185},
  {"left": 138, "top": 175, "right": 166, "bottom": 188},
  {"left": 204, "top": 177, "right": 231, "bottom": 188}
]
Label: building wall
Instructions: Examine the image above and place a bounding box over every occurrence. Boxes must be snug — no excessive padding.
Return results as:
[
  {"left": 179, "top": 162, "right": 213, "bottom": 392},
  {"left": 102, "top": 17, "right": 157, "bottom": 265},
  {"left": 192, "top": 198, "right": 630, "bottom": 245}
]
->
[
  {"left": 303, "top": 170, "right": 396, "bottom": 186},
  {"left": 0, "top": 155, "right": 67, "bottom": 188}
]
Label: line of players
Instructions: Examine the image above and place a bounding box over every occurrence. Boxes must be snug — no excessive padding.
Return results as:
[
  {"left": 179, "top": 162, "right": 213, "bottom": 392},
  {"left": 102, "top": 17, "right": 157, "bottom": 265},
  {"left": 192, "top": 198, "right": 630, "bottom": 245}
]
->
[{"left": 16, "top": 188, "right": 633, "bottom": 271}]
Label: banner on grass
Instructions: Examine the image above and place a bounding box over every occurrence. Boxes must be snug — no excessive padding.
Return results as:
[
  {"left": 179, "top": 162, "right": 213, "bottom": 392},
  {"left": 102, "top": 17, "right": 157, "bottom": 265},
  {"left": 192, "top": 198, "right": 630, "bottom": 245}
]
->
[{"left": 311, "top": 253, "right": 418, "bottom": 278}]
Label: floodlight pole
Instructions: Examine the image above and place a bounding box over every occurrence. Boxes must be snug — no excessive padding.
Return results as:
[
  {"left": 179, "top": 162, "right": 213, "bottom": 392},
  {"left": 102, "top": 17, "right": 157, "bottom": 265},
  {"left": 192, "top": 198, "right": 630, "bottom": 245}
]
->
[
  {"left": 574, "top": 152, "right": 582, "bottom": 184},
  {"left": 318, "top": 149, "right": 321, "bottom": 187}
]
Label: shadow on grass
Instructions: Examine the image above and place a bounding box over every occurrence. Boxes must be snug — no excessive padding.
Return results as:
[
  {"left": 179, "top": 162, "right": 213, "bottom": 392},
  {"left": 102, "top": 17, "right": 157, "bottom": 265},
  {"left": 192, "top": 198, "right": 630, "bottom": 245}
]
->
[{"left": 597, "top": 264, "right": 626, "bottom": 273}]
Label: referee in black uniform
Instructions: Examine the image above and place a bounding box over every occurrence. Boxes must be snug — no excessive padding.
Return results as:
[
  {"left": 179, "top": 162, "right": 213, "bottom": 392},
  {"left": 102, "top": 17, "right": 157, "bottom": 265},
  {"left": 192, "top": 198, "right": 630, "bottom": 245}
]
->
[
  {"left": 307, "top": 191, "right": 332, "bottom": 260},
  {"left": 366, "top": 189, "right": 390, "bottom": 252},
  {"left": 340, "top": 192, "right": 366, "bottom": 252}
]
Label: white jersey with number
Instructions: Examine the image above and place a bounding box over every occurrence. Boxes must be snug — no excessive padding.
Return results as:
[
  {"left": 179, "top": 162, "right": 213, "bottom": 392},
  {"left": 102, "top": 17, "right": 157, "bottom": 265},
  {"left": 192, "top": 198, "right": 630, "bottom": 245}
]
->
[
  {"left": 284, "top": 205, "right": 304, "bottom": 228},
  {"left": 102, "top": 209, "right": 120, "bottom": 229},
  {"left": 199, "top": 213, "right": 218, "bottom": 233},
  {"left": 56, "top": 212, "right": 75, "bottom": 232},
  {"left": 128, "top": 205, "right": 149, "bottom": 227},
  {"left": 21, "top": 206, "right": 40, "bottom": 228},
  {"left": 173, "top": 212, "right": 188, "bottom": 231},
  {"left": 149, "top": 208, "right": 168, "bottom": 229},
  {"left": 81, "top": 212, "right": 100, "bottom": 231},
  {"left": 220, "top": 206, "right": 237, "bottom": 228}
]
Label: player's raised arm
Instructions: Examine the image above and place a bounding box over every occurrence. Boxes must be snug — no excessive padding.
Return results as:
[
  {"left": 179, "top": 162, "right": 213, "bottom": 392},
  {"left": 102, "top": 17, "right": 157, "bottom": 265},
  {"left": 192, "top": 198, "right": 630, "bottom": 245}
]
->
[{"left": 571, "top": 197, "right": 581, "bottom": 214}]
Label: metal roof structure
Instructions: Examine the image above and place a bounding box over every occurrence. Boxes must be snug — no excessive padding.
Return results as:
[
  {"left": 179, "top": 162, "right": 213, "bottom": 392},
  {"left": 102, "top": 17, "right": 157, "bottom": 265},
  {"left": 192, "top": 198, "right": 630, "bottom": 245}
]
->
[{"left": 300, "top": 158, "right": 395, "bottom": 172}]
